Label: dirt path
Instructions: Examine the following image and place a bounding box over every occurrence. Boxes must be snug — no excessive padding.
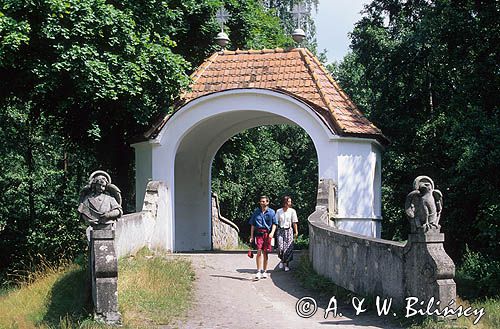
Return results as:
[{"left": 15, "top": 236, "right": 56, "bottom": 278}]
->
[{"left": 166, "top": 251, "right": 402, "bottom": 329}]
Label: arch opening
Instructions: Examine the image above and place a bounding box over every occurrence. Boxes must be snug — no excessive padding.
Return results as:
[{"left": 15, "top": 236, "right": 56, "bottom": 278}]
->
[
  {"left": 133, "top": 89, "right": 382, "bottom": 252},
  {"left": 210, "top": 124, "right": 319, "bottom": 247},
  {"left": 173, "top": 109, "right": 320, "bottom": 251}
]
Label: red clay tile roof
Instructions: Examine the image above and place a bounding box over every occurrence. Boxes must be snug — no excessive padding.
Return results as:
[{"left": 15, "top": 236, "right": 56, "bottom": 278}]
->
[{"left": 145, "top": 48, "right": 387, "bottom": 144}]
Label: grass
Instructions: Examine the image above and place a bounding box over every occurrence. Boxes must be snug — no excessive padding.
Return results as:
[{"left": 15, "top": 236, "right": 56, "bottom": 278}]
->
[
  {"left": 294, "top": 254, "right": 500, "bottom": 329},
  {"left": 119, "top": 248, "right": 195, "bottom": 327},
  {"left": 406, "top": 297, "right": 499, "bottom": 329},
  {"left": 0, "top": 287, "right": 12, "bottom": 298},
  {"left": 0, "top": 261, "right": 89, "bottom": 328},
  {"left": 0, "top": 248, "right": 195, "bottom": 328}
]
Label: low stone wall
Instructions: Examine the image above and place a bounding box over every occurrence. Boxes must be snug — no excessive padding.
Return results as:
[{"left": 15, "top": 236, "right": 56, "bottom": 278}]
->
[
  {"left": 309, "top": 214, "right": 405, "bottom": 303},
  {"left": 309, "top": 179, "right": 456, "bottom": 308},
  {"left": 211, "top": 193, "right": 240, "bottom": 249},
  {"left": 115, "top": 181, "right": 167, "bottom": 257},
  {"left": 115, "top": 184, "right": 239, "bottom": 255},
  {"left": 115, "top": 211, "right": 155, "bottom": 258}
]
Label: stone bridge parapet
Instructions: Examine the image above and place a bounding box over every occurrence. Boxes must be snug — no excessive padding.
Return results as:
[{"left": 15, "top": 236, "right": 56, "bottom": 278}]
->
[
  {"left": 211, "top": 192, "right": 240, "bottom": 249},
  {"left": 115, "top": 182, "right": 240, "bottom": 256},
  {"left": 115, "top": 181, "right": 168, "bottom": 257},
  {"left": 309, "top": 179, "right": 456, "bottom": 309}
]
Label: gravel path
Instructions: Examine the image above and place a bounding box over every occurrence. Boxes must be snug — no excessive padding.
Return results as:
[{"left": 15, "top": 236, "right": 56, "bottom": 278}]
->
[{"left": 165, "top": 251, "right": 402, "bottom": 329}]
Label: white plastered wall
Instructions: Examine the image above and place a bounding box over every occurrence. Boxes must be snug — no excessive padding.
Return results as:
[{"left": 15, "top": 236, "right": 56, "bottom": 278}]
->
[
  {"left": 335, "top": 140, "right": 383, "bottom": 237},
  {"left": 132, "top": 89, "right": 382, "bottom": 251}
]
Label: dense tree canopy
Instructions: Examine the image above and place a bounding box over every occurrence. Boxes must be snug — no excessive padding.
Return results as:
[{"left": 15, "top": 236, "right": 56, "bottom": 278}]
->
[
  {"left": 3, "top": 0, "right": 496, "bottom": 297},
  {"left": 0, "top": 0, "right": 204, "bottom": 276},
  {"left": 212, "top": 125, "right": 318, "bottom": 238},
  {"left": 0, "top": 0, "right": 303, "bottom": 278},
  {"left": 330, "top": 0, "right": 499, "bottom": 263}
]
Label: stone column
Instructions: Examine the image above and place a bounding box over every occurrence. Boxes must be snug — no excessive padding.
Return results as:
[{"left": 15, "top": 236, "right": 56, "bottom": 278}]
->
[
  {"left": 403, "top": 232, "right": 456, "bottom": 311},
  {"left": 90, "top": 229, "right": 121, "bottom": 325}
]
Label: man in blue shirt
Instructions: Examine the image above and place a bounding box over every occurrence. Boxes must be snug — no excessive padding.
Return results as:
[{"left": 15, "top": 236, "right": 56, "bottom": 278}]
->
[{"left": 249, "top": 195, "right": 277, "bottom": 280}]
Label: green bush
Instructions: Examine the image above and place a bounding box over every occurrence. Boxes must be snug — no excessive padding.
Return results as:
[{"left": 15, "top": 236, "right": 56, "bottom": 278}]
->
[
  {"left": 294, "top": 234, "right": 309, "bottom": 250},
  {"left": 456, "top": 246, "right": 500, "bottom": 299}
]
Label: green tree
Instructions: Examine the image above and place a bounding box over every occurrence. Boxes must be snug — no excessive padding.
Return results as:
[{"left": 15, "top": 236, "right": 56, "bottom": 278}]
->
[
  {"left": 0, "top": 0, "right": 219, "bottom": 277},
  {"left": 211, "top": 125, "right": 318, "bottom": 239},
  {"left": 332, "top": 0, "right": 500, "bottom": 263},
  {"left": 264, "top": 0, "right": 319, "bottom": 51},
  {"left": 209, "top": 0, "right": 321, "bottom": 239},
  {"left": 224, "top": 0, "right": 291, "bottom": 49},
  {"left": 0, "top": 0, "right": 314, "bottom": 277}
]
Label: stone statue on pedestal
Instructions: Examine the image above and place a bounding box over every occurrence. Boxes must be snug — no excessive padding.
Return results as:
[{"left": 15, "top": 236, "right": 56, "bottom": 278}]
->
[
  {"left": 78, "top": 170, "right": 122, "bottom": 229},
  {"left": 78, "top": 170, "right": 122, "bottom": 325},
  {"left": 405, "top": 175, "right": 443, "bottom": 233},
  {"left": 403, "top": 175, "right": 456, "bottom": 316}
]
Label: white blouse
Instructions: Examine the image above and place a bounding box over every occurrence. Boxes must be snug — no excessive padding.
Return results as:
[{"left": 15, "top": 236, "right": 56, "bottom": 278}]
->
[{"left": 276, "top": 208, "right": 298, "bottom": 229}]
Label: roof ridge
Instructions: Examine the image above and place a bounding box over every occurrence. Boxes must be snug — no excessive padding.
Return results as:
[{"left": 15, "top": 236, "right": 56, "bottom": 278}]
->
[
  {"left": 191, "top": 51, "right": 219, "bottom": 81},
  {"left": 304, "top": 48, "right": 381, "bottom": 132},
  {"left": 139, "top": 47, "right": 387, "bottom": 143},
  {"left": 298, "top": 48, "right": 346, "bottom": 133},
  {"left": 179, "top": 51, "right": 220, "bottom": 100},
  {"left": 222, "top": 48, "right": 295, "bottom": 55}
]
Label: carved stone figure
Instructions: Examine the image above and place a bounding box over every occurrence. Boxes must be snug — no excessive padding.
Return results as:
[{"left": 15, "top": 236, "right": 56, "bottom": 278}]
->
[
  {"left": 78, "top": 170, "right": 122, "bottom": 229},
  {"left": 405, "top": 176, "right": 443, "bottom": 233},
  {"left": 78, "top": 170, "right": 122, "bottom": 324}
]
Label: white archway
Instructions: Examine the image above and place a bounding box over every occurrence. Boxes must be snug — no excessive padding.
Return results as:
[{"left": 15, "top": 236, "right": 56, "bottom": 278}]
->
[{"left": 132, "top": 89, "right": 382, "bottom": 251}]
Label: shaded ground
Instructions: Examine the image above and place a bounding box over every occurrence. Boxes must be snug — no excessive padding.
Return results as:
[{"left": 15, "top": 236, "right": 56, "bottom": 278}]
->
[{"left": 167, "top": 251, "right": 402, "bottom": 329}]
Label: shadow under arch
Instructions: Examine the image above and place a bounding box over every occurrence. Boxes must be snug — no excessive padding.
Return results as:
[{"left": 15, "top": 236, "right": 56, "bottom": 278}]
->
[
  {"left": 210, "top": 123, "right": 319, "bottom": 243},
  {"left": 172, "top": 91, "right": 329, "bottom": 252}
]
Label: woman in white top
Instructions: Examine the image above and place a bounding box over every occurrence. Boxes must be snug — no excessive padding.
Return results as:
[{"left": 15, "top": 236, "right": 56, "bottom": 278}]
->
[{"left": 275, "top": 196, "right": 298, "bottom": 271}]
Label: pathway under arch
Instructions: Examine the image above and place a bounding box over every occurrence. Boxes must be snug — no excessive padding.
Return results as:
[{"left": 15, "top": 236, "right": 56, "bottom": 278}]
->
[{"left": 132, "top": 88, "right": 382, "bottom": 251}]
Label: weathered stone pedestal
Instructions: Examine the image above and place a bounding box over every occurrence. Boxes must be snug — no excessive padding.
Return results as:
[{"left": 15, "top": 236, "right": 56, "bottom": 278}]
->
[
  {"left": 404, "top": 232, "right": 456, "bottom": 312},
  {"left": 89, "top": 229, "right": 121, "bottom": 325}
]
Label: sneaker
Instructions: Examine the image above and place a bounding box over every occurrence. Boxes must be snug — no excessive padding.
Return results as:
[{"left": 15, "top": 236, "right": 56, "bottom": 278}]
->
[
  {"left": 262, "top": 271, "right": 268, "bottom": 279},
  {"left": 284, "top": 266, "right": 290, "bottom": 272},
  {"left": 255, "top": 271, "right": 262, "bottom": 280},
  {"left": 278, "top": 262, "right": 284, "bottom": 269}
]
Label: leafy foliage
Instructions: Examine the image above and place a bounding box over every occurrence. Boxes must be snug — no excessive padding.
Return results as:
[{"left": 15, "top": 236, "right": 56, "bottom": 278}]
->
[
  {"left": 209, "top": 1, "right": 321, "bottom": 240},
  {"left": 332, "top": 0, "right": 500, "bottom": 263},
  {"left": 211, "top": 125, "right": 318, "bottom": 239},
  {"left": 0, "top": 0, "right": 218, "bottom": 277},
  {"left": 265, "top": 0, "right": 319, "bottom": 51},
  {"left": 225, "top": 0, "right": 292, "bottom": 49},
  {"left": 456, "top": 246, "right": 500, "bottom": 299},
  {"left": 0, "top": 0, "right": 316, "bottom": 278}
]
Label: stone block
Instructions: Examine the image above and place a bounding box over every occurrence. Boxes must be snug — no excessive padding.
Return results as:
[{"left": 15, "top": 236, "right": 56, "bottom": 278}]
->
[
  {"left": 94, "top": 277, "right": 121, "bottom": 325},
  {"left": 211, "top": 193, "right": 239, "bottom": 249},
  {"left": 89, "top": 231, "right": 121, "bottom": 325},
  {"left": 404, "top": 233, "right": 456, "bottom": 311},
  {"left": 91, "top": 229, "right": 115, "bottom": 240},
  {"left": 93, "top": 240, "right": 118, "bottom": 277}
]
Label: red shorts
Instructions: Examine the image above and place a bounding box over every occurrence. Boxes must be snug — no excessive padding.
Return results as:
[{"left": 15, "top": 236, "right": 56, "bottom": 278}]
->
[{"left": 255, "top": 229, "right": 272, "bottom": 252}]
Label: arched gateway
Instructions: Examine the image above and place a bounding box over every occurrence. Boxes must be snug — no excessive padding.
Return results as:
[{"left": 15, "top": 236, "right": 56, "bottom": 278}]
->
[{"left": 131, "top": 48, "right": 388, "bottom": 251}]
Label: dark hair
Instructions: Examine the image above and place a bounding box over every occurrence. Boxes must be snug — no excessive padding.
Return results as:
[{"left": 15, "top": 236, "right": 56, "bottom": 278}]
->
[
  {"left": 259, "top": 195, "right": 269, "bottom": 202},
  {"left": 281, "top": 195, "right": 292, "bottom": 207}
]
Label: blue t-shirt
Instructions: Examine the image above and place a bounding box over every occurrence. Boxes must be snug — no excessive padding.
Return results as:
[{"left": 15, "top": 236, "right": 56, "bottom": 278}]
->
[{"left": 248, "top": 207, "right": 277, "bottom": 231}]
